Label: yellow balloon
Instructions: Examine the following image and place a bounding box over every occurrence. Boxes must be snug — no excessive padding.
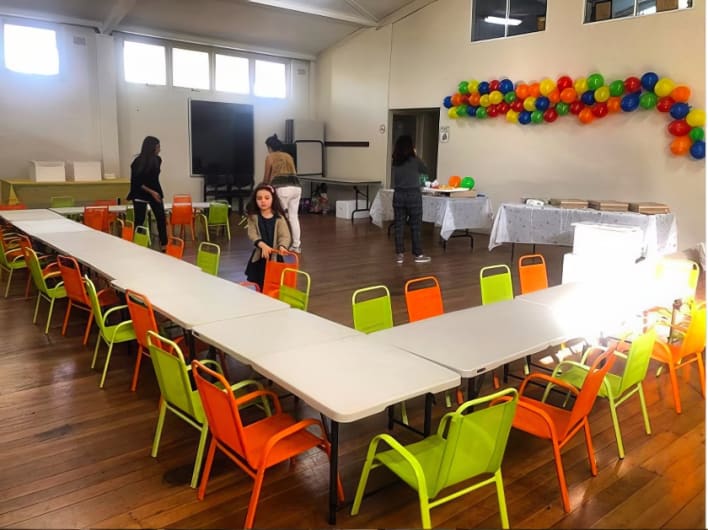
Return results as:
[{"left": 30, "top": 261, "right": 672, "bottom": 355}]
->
[
  {"left": 654, "top": 77, "right": 676, "bottom": 97},
  {"left": 540, "top": 78, "right": 556, "bottom": 96},
  {"left": 489, "top": 90, "right": 503, "bottom": 104},
  {"left": 574, "top": 77, "right": 588, "bottom": 94},
  {"left": 506, "top": 110, "right": 519, "bottom": 123},
  {"left": 479, "top": 94, "right": 491, "bottom": 107},
  {"left": 594, "top": 86, "right": 610, "bottom": 102},
  {"left": 523, "top": 96, "right": 537, "bottom": 112},
  {"left": 686, "top": 109, "right": 706, "bottom": 127},
  {"left": 448, "top": 107, "right": 458, "bottom": 119},
  {"left": 468, "top": 79, "right": 480, "bottom": 93}
]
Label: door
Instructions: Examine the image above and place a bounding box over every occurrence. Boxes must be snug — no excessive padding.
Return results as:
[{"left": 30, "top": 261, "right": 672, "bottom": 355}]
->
[{"left": 389, "top": 109, "right": 440, "bottom": 187}]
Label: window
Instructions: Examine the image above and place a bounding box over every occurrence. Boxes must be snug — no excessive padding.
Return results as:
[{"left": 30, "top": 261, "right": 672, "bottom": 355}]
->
[
  {"left": 215, "top": 54, "right": 249, "bottom": 94},
  {"left": 172, "top": 48, "right": 209, "bottom": 89},
  {"left": 3, "top": 23, "right": 59, "bottom": 75},
  {"left": 585, "top": 0, "right": 692, "bottom": 23},
  {"left": 472, "top": 0, "right": 547, "bottom": 42},
  {"left": 123, "top": 41, "right": 166, "bottom": 85},
  {"left": 254, "top": 59, "right": 286, "bottom": 98}
]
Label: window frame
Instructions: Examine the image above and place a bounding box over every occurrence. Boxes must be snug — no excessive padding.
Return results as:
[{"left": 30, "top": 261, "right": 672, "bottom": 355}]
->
[
  {"left": 121, "top": 37, "right": 168, "bottom": 86},
  {"left": 214, "top": 52, "right": 251, "bottom": 95},
  {"left": 471, "top": 0, "right": 548, "bottom": 43},
  {"left": 1, "top": 18, "right": 62, "bottom": 77},
  {"left": 172, "top": 45, "right": 211, "bottom": 90},
  {"left": 253, "top": 57, "right": 289, "bottom": 99},
  {"left": 584, "top": 0, "right": 693, "bottom": 24}
]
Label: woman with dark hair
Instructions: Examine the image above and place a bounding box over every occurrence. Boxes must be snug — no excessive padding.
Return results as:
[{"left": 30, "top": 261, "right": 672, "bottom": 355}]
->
[
  {"left": 392, "top": 135, "right": 431, "bottom": 264},
  {"left": 127, "top": 135, "right": 168, "bottom": 251},
  {"left": 263, "top": 133, "right": 302, "bottom": 253}
]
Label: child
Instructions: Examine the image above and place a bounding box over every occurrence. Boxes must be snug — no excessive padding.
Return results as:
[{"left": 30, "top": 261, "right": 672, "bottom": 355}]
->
[{"left": 244, "top": 183, "right": 292, "bottom": 290}]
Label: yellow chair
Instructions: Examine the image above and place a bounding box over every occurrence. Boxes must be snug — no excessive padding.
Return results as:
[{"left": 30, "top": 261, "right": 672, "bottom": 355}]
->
[
  {"left": 197, "top": 242, "right": 220, "bottom": 275},
  {"left": 198, "top": 200, "right": 231, "bottom": 241},
  {"left": 0, "top": 235, "right": 26, "bottom": 298},
  {"left": 278, "top": 268, "right": 310, "bottom": 311},
  {"left": 23, "top": 247, "right": 66, "bottom": 333},
  {"left": 480, "top": 264, "right": 514, "bottom": 305},
  {"left": 352, "top": 285, "right": 393, "bottom": 333}
]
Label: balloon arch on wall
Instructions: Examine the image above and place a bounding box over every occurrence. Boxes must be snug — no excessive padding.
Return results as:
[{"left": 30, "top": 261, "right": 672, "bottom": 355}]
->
[{"left": 443, "top": 72, "right": 705, "bottom": 160}]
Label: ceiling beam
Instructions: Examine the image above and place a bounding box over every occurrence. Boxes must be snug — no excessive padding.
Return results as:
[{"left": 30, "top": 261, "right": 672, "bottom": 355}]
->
[
  {"left": 341, "top": 0, "right": 378, "bottom": 22},
  {"left": 375, "top": 0, "right": 439, "bottom": 28},
  {"left": 100, "top": 0, "right": 138, "bottom": 34},
  {"left": 0, "top": 6, "right": 100, "bottom": 30},
  {"left": 245, "top": 0, "right": 376, "bottom": 26}
]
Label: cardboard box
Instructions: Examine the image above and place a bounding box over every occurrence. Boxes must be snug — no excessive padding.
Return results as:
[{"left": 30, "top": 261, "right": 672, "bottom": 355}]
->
[
  {"left": 656, "top": 0, "right": 678, "bottom": 12},
  {"left": 588, "top": 200, "right": 629, "bottom": 212},
  {"left": 549, "top": 198, "right": 589, "bottom": 209},
  {"left": 67, "top": 161, "right": 102, "bottom": 182},
  {"left": 29, "top": 161, "right": 66, "bottom": 182},
  {"left": 629, "top": 202, "right": 671, "bottom": 214},
  {"left": 594, "top": 0, "right": 612, "bottom": 20},
  {"left": 335, "top": 199, "right": 368, "bottom": 219}
]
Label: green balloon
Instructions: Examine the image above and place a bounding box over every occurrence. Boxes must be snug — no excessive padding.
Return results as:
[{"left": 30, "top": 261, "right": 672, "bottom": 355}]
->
[
  {"left": 639, "top": 92, "right": 657, "bottom": 110},
  {"left": 458, "top": 81, "right": 469, "bottom": 95},
  {"left": 461, "top": 176, "right": 475, "bottom": 189},
  {"left": 556, "top": 102, "right": 570, "bottom": 116},
  {"left": 587, "top": 73, "right": 605, "bottom": 91},
  {"left": 609, "top": 80, "right": 625, "bottom": 97},
  {"left": 689, "top": 127, "right": 705, "bottom": 142},
  {"left": 456, "top": 104, "right": 468, "bottom": 116},
  {"left": 503, "top": 91, "right": 517, "bottom": 104},
  {"left": 475, "top": 107, "right": 488, "bottom": 119},
  {"left": 531, "top": 110, "right": 544, "bottom": 123}
]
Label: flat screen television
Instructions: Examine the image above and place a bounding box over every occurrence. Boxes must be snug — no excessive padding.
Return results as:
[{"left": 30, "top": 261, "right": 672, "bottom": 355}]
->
[{"left": 189, "top": 100, "right": 254, "bottom": 182}]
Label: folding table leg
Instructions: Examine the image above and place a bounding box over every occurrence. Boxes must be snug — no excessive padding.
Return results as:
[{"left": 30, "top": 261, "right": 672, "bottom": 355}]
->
[{"left": 328, "top": 420, "right": 340, "bottom": 525}]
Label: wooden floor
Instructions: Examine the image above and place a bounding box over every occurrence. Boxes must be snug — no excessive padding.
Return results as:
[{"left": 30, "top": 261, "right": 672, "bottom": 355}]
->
[{"left": 0, "top": 213, "right": 705, "bottom": 529}]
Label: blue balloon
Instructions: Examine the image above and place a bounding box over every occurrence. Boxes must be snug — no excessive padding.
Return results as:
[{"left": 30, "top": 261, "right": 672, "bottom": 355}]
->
[
  {"left": 443, "top": 96, "right": 453, "bottom": 109},
  {"left": 670, "top": 102, "right": 690, "bottom": 120},
  {"left": 477, "top": 81, "right": 490, "bottom": 94},
  {"left": 535, "top": 96, "right": 550, "bottom": 111},
  {"left": 581, "top": 90, "right": 596, "bottom": 106},
  {"left": 641, "top": 71, "right": 659, "bottom": 91},
  {"left": 620, "top": 93, "right": 640, "bottom": 112},
  {"left": 466, "top": 105, "right": 478, "bottom": 117},
  {"left": 499, "top": 79, "right": 514, "bottom": 94},
  {"left": 518, "top": 111, "right": 532, "bottom": 124},
  {"left": 690, "top": 140, "right": 705, "bottom": 159}
]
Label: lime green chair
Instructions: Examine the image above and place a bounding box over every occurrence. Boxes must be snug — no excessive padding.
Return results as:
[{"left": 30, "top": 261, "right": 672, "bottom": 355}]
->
[
  {"left": 86, "top": 277, "right": 136, "bottom": 388},
  {"left": 351, "top": 388, "right": 519, "bottom": 529},
  {"left": 278, "top": 268, "right": 311, "bottom": 311},
  {"left": 133, "top": 224, "right": 150, "bottom": 247},
  {"left": 543, "top": 329, "right": 657, "bottom": 459},
  {"left": 0, "top": 236, "right": 26, "bottom": 298},
  {"left": 480, "top": 264, "right": 514, "bottom": 305},
  {"left": 24, "top": 247, "right": 66, "bottom": 333},
  {"left": 352, "top": 285, "right": 393, "bottom": 333},
  {"left": 147, "top": 330, "right": 267, "bottom": 488},
  {"left": 198, "top": 201, "right": 231, "bottom": 242},
  {"left": 50, "top": 196, "right": 74, "bottom": 208},
  {"left": 197, "top": 241, "right": 220, "bottom": 275}
]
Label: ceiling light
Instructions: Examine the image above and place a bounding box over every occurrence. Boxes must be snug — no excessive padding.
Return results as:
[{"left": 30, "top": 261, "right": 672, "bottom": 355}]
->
[{"left": 484, "top": 16, "right": 522, "bottom": 26}]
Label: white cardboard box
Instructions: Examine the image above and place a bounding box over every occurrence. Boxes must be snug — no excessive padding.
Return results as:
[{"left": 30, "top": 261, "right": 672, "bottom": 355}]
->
[
  {"left": 67, "top": 161, "right": 102, "bottom": 181},
  {"left": 29, "top": 161, "right": 66, "bottom": 182},
  {"left": 572, "top": 222, "right": 644, "bottom": 262},
  {"left": 335, "top": 199, "right": 368, "bottom": 219}
]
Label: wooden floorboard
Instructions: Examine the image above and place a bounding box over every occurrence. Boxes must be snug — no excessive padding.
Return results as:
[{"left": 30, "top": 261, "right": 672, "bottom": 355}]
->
[{"left": 0, "top": 212, "right": 704, "bottom": 528}]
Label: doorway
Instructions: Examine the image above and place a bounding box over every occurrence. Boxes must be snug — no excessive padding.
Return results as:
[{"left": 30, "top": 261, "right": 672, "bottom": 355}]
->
[{"left": 389, "top": 108, "right": 440, "bottom": 186}]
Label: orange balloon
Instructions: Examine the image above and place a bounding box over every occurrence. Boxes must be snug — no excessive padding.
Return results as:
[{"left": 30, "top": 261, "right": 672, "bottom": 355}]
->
[
  {"left": 468, "top": 92, "right": 481, "bottom": 106},
  {"left": 671, "top": 85, "right": 691, "bottom": 103},
  {"left": 578, "top": 108, "right": 594, "bottom": 124},
  {"left": 451, "top": 93, "right": 462, "bottom": 106},
  {"left": 670, "top": 135, "right": 691, "bottom": 155},
  {"left": 548, "top": 88, "right": 561, "bottom": 104},
  {"left": 560, "top": 87, "right": 577, "bottom": 104},
  {"left": 516, "top": 84, "right": 529, "bottom": 99},
  {"left": 448, "top": 175, "right": 461, "bottom": 187},
  {"left": 607, "top": 97, "right": 622, "bottom": 113},
  {"left": 528, "top": 83, "right": 541, "bottom": 97}
]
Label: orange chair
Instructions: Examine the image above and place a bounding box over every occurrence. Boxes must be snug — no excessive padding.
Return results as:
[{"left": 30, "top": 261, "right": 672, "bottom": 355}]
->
[
  {"left": 169, "top": 202, "right": 196, "bottom": 241},
  {"left": 172, "top": 194, "right": 192, "bottom": 203},
  {"left": 83, "top": 205, "right": 109, "bottom": 232},
  {"left": 118, "top": 219, "right": 134, "bottom": 241},
  {"left": 191, "top": 360, "right": 343, "bottom": 529},
  {"left": 239, "top": 281, "right": 261, "bottom": 292},
  {"left": 91, "top": 199, "right": 118, "bottom": 232},
  {"left": 165, "top": 236, "right": 185, "bottom": 259},
  {"left": 0, "top": 203, "right": 27, "bottom": 210},
  {"left": 404, "top": 275, "right": 444, "bottom": 322},
  {"left": 262, "top": 250, "right": 299, "bottom": 298},
  {"left": 518, "top": 254, "right": 548, "bottom": 294},
  {"left": 509, "top": 346, "right": 617, "bottom": 512},
  {"left": 57, "top": 255, "right": 119, "bottom": 345}
]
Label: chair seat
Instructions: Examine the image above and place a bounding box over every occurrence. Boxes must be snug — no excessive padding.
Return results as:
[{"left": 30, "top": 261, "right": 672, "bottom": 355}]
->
[
  {"left": 46, "top": 284, "right": 67, "bottom": 298},
  {"left": 103, "top": 322, "right": 136, "bottom": 343},
  {"left": 242, "top": 413, "right": 323, "bottom": 469},
  {"left": 514, "top": 396, "right": 573, "bottom": 439},
  {"left": 376, "top": 434, "right": 446, "bottom": 492},
  {"left": 98, "top": 289, "right": 120, "bottom": 306},
  {"left": 554, "top": 365, "right": 622, "bottom": 399}
]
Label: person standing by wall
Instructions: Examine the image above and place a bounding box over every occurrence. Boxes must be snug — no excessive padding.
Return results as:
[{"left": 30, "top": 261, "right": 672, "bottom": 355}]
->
[
  {"left": 127, "top": 135, "right": 168, "bottom": 251},
  {"left": 263, "top": 134, "right": 302, "bottom": 253},
  {"left": 392, "top": 135, "right": 431, "bottom": 264}
]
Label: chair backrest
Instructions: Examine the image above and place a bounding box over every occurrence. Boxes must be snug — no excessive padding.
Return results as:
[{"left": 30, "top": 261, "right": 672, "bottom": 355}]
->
[
  {"left": 170, "top": 202, "right": 194, "bottom": 225},
  {"left": 352, "top": 285, "right": 393, "bottom": 333},
  {"left": 147, "top": 331, "right": 203, "bottom": 421},
  {"left": 56, "top": 255, "right": 90, "bottom": 306},
  {"left": 50, "top": 196, "right": 74, "bottom": 208},
  {"left": 480, "top": 264, "right": 514, "bottom": 305},
  {"left": 125, "top": 290, "right": 159, "bottom": 351},
  {"left": 616, "top": 329, "right": 656, "bottom": 395},
  {"left": 655, "top": 258, "right": 700, "bottom": 303},
  {"left": 197, "top": 241, "right": 220, "bottom": 275},
  {"left": 679, "top": 305, "right": 706, "bottom": 357},
  {"left": 83, "top": 205, "right": 109, "bottom": 232},
  {"left": 207, "top": 201, "right": 230, "bottom": 224},
  {"left": 120, "top": 220, "right": 134, "bottom": 241},
  {"left": 84, "top": 277, "right": 108, "bottom": 332},
  {"left": 133, "top": 225, "right": 150, "bottom": 247},
  {"left": 125, "top": 206, "right": 135, "bottom": 224},
  {"left": 404, "top": 276, "right": 444, "bottom": 322},
  {"left": 91, "top": 199, "right": 118, "bottom": 225},
  {"left": 22, "top": 246, "right": 50, "bottom": 294},
  {"left": 0, "top": 203, "right": 27, "bottom": 210},
  {"left": 565, "top": 348, "right": 617, "bottom": 436},
  {"left": 432, "top": 387, "right": 518, "bottom": 497},
  {"left": 238, "top": 281, "right": 261, "bottom": 292},
  {"left": 165, "top": 236, "right": 185, "bottom": 258},
  {"left": 518, "top": 254, "right": 548, "bottom": 294},
  {"left": 173, "top": 194, "right": 192, "bottom": 203},
  {"left": 278, "top": 268, "right": 311, "bottom": 311},
  {"left": 263, "top": 250, "right": 299, "bottom": 298}
]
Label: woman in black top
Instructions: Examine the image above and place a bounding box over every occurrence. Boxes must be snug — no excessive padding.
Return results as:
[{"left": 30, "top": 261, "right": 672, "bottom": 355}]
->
[
  {"left": 127, "top": 136, "right": 168, "bottom": 250},
  {"left": 392, "top": 135, "right": 431, "bottom": 264}
]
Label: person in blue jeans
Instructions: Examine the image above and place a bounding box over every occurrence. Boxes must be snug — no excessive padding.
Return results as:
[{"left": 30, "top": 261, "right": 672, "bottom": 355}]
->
[{"left": 391, "top": 135, "right": 431, "bottom": 264}]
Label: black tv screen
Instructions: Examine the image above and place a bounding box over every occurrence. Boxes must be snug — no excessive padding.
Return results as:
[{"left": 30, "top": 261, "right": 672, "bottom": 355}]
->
[{"left": 189, "top": 100, "right": 254, "bottom": 179}]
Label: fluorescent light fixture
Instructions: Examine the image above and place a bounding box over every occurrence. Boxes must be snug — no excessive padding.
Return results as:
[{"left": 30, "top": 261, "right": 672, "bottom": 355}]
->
[{"left": 484, "top": 15, "right": 522, "bottom": 26}]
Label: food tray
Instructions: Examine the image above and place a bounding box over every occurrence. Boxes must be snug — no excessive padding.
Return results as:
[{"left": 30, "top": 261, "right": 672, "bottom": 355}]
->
[{"left": 549, "top": 198, "right": 589, "bottom": 209}]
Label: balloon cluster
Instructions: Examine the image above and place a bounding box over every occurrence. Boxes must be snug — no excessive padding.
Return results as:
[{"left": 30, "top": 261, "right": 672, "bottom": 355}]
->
[{"left": 443, "top": 72, "right": 705, "bottom": 160}]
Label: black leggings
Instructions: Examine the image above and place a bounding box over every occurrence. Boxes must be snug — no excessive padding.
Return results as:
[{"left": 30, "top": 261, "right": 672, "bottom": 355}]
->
[
  {"left": 133, "top": 199, "right": 168, "bottom": 247},
  {"left": 393, "top": 189, "right": 423, "bottom": 256}
]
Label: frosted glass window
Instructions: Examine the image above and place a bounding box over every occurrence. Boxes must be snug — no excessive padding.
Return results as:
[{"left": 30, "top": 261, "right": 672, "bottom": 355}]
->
[
  {"left": 215, "top": 54, "right": 249, "bottom": 94},
  {"left": 123, "top": 41, "right": 166, "bottom": 85},
  {"left": 173, "top": 48, "right": 209, "bottom": 90},
  {"left": 254, "top": 60, "right": 286, "bottom": 98},
  {"left": 3, "top": 23, "right": 59, "bottom": 75}
]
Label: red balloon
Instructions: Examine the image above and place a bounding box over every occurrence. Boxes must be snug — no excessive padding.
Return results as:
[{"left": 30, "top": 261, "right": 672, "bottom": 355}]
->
[
  {"left": 489, "top": 80, "right": 500, "bottom": 91},
  {"left": 569, "top": 101, "right": 585, "bottom": 115},
  {"left": 591, "top": 102, "right": 608, "bottom": 118},
  {"left": 510, "top": 99, "right": 524, "bottom": 112},
  {"left": 668, "top": 119, "right": 691, "bottom": 137},
  {"left": 624, "top": 76, "right": 641, "bottom": 93},
  {"left": 656, "top": 96, "right": 675, "bottom": 113},
  {"left": 497, "top": 102, "right": 510, "bottom": 114},
  {"left": 557, "top": 75, "right": 573, "bottom": 91},
  {"left": 543, "top": 108, "right": 558, "bottom": 123},
  {"left": 487, "top": 104, "right": 499, "bottom": 117}
]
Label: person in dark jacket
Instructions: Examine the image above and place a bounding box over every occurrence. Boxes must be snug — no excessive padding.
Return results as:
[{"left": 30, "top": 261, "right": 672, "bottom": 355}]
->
[
  {"left": 392, "top": 135, "right": 431, "bottom": 264},
  {"left": 127, "top": 135, "right": 168, "bottom": 250}
]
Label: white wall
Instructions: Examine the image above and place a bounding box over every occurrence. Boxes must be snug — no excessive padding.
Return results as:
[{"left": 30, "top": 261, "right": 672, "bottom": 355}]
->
[{"left": 316, "top": 0, "right": 705, "bottom": 249}]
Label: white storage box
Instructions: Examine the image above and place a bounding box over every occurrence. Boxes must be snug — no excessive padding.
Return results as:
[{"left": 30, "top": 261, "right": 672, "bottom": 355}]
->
[
  {"left": 572, "top": 222, "right": 644, "bottom": 262},
  {"left": 29, "top": 161, "right": 66, "bottom": 182},
  {"left": 67, "top": 161, "right": 102, "bottom": 182},
  {"left": 336, "top": 199, "right": 368, "bottom": 219}
]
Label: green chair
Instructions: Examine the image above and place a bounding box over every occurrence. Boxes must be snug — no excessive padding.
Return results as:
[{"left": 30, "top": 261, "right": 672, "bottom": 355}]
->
[
  {"left": 50, "top": 196, "right": 74, "bottom": 208},
  {"left": 23, "top": 247, "right": 66, "bottom": 333},
  {"left": 198, "top": 201, "right": 231, "bottom": 242},
  {"left": 86, "top": 277, "right": 136, "bottom": 388},
  {"left": 147, "top": 330, "right": 267, "bottom": 488},
  {"left": 351, "top": 388, "right": 519, "bottom": 529},
  {"left": 480, "top": 264, "right": 514, "bottom": 305},
  {"left": 133, "top": 225, "right": 150, "bottom": 247},
  {"left": 197, "top": 241, "right": 220, "bottom": 275},
  {"left": 278, "top": 268, "right": 311, "bottom": 311},
  {"left": 352, "top": 285, "right": 393, "bottom": 333},
  {"left": 0, "top": 235, "right": 26, "bottom": 298}
]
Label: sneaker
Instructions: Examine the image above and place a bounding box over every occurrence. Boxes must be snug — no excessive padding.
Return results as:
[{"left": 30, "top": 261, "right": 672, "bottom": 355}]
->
[
  {"left": 395, "top": 253, "right": 404, "bottom": 264},
  {"left": 290, "top": 246, "right": 301, "bottom": 253},
  {"left": 414, "top": 254, "right": 431, "bottom": 263}
]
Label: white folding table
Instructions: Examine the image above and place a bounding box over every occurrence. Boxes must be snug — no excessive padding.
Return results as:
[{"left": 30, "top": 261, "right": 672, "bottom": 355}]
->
[{"left": 0, "top": 208, "right": 66, "bottom": 222}]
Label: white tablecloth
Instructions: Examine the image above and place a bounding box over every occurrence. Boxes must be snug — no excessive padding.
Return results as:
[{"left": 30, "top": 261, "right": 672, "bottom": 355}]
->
[
  {"left": 488, "top": 203, "right": 678, "bottom": 256},
  {"left": 369, "top": 189, "right": 493, "bottom": 240}
]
